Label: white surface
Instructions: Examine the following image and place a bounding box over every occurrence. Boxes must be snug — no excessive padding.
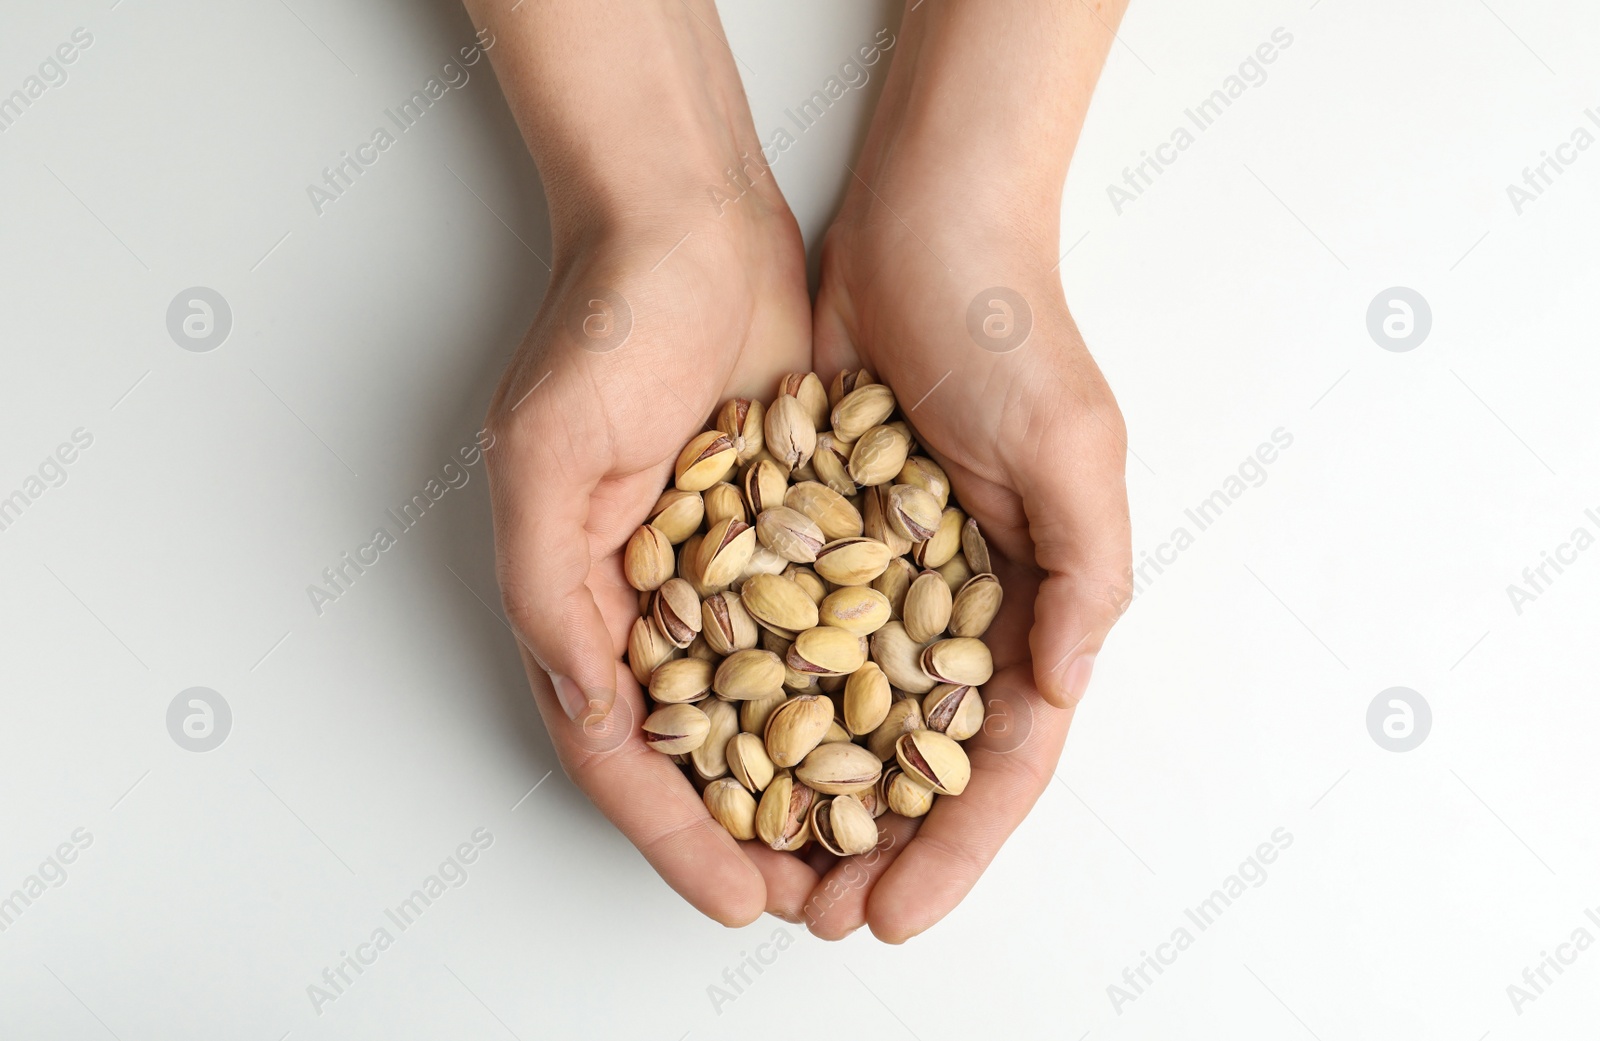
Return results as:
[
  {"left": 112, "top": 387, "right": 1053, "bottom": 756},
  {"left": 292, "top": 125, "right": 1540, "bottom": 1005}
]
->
[{"left": 3, "top": 0, "right": 1598, "bottom": 1037}]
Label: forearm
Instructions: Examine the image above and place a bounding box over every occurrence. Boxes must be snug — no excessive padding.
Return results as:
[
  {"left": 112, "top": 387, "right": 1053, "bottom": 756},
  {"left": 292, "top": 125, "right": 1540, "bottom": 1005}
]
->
[{"left": 854, "top": 0, "right": 1128, "bottom": 221}]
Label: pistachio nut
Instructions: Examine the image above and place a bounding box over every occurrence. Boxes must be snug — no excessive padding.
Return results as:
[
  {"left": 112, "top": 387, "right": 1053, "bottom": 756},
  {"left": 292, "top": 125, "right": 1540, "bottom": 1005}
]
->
[
  {"left": 827, "top": 367, "right": 876, "bottom": 409},
  {"left": 716, "top": 397, "right": 766, "bottom": 464},
  {"left": 795, "top": 741, "right": 882, "bottom": 795},
  {"left": 703, "top": 777, "right": 758, "bottom": 840},
  {"left": 784, "top": 481, "right": 864, "bottom": 541},
  {"left": 642, "top": 703, "right": 710, "bottom": 755},
  {"left": 648, "top": 656, "right": 714, "bottom": 704},
  {"left": 703, "top": 482, "right": 747, "bottom": 527},
  {"left": 628, "top": 616, "right": 679, "bottom": 686},
  {"left": 742, "top": 457, "right": 789, "bottom": 515},
  {"left": 920, "top": 637, "right": 995, "bottom": 687},
  {"left": 813, "top": 537, "right": 894, "bottom": 586},
  {"left": 763, "top": 693, "right": 834, "bottom": 767},
  {"left": 869, "top": 621, "right": 936, "bottom": 694},
  {"left": 912, "top": 507, "right": 964, "bottom": 569},
  {"left": 783, "top": 565, "right": 828, "bottom": 606},
  {"left": 755, "top": 506, "right": 825, "bottom": 563},
  {"left": 898, "top": 456, "right": 951, "bottom": 509},
  {"left": 830, "top": 383, "right": 897, "bottom": 443},
  {"left": 786, "top": 625, "right": 868, "bottom": 677},
  {"left": 740, "top": 544, "right": 790, "bottom": 583},
  {"left": 961, "top": 517, "right": 992, "bottom": 575},
  {"left": 696, "top": 517, "right": 756, "bottom": 590},
  {"left": 650, "top": 577, "right": 702, "bottom": 648},
  {"left": 857, "top": 778, "right": 888, "bottom": 819},
  {"left": 848, "top": 424, "right": 913, "bottom": 488},
  {"left": 922, "top": 684, "right": 985, "bottom": 742},
  {"left": 702, "top": 590, "right": 759, "bottom": 654},
  {"left": 740, "top": 573, "right": 820, "bottom": 634},
  {"left": 949, "top": 573, "right": 1003, "bottom": 638},
  {"left": 895, "top": 729, "right": 971, "bottom": 796},
  {"left": 740, "top": 692, "right": 787, "bottom": 737},
  {"left": 872, "top": 557, "right": 918, "bottom": 618},
  {"left": 938, "top": 553, "right": 973, "bottom": 596},
  {"left": 782, "top": 665, "right": 818, "bottom": 693},
  {"left": 811, "top": 793, "right": 879, "bottom": 856},
  {"left": 755, "top": 772, "right": 815, "bottom": 851},
  {"left": 886, "top": 483, "right": 942, "bottom": 543},
  {"left": 902, "top": 570, "right": 954, "bottom": 644},
  {"left": 727, "top": 732, "right": 776, "bottom": 792},
  {"left": 647, "top": 488, "right": 704, "bottom": 544},
  {"left": 763, "top": 394, "right": 816, "bottom": 474},
  {"left": 819, "top": 586, "right": 892, "bottom": 637},
  {"left": 679, "top": 533, "right": 705, "bottom": 585},
  {"left": 691, "top": 699, "right": 739, "bottom": 780},
  {"left": 624, "top": 524, "right": 675, "bottom": 592},
  {"left": 686, "top": 634, "right": 720, "bottom": 662},
  {"left": 712, "top": 649, "right": 786, "bottom": 700},
  {"left": 674, "top": 430, "right": 737, "bottom": 492},
  {"left": 885, "top": 768, "right": 937, "bottom": 817},
  {"left": 843, "top": 661, "right": 892, "bottom": 735},
  {"left": 779, "top": 371, "right": 830, "bottom": 431},
  {"left": 811, "top": 431, "right": 857, "bottom": 497},
  {"left": 866, "top": 696, "right": 925, "bottom": 761},
  {"left": 862, "top": 484, "right": 913, "bottom": 556},
  {"left": 761, "top": 628, "right": 794, "bottom": 657}
]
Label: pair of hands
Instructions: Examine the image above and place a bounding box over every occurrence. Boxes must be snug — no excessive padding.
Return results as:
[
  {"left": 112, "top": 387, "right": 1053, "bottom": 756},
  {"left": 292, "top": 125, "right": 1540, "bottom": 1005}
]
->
[{"left": 476, "top": 1, "right": 1131, "bottom": 942}]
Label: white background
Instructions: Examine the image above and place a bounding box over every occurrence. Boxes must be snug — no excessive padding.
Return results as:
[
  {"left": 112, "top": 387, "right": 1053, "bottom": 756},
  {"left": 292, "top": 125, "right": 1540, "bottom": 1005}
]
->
[{"left": 2, "top": 0, "right": 1597, "bottom": 1037}]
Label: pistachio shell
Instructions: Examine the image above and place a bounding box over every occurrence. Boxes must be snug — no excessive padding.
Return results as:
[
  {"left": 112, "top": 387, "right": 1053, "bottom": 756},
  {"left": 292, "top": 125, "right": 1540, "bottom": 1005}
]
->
[
  {"left": 831, "top": 383, "right": 897, "bottom": 443},
  {"left": 913, "top": 507, "right": 964, "bottom": 568},
  {"left": 740, "top": 573, "right": 820, "bottom": 633},
  {"left": 886, "top": 483, "right": 942, "bottom": 543},
  {"left": 780, "top": 372, "right": 831, "bottom": 431},
  {"left": 739, "top": 693, "right": 787, "bottom": 737},
  {"left": 920, "top": 637, "right": 995, "bottom": 686},
  {"left": 784, "top": 481, "right": 864, "bottom": 541},
  {"left": 764, "top": 394, "right": 816, "bottom": 474},
  {"left": 862, "top": 485, "right": 913, "bottom": 556},
  {"left": 783, "top": 566, "right": 828, "bottom": 606},
  {"left": 813, "top": 537, "right": 894, "bottom": 586},
  {"left": 811, "top": 793, "right": 879, "bottom": 856},
  {"left": 716, "top": 397, "right": 766, "bottom": 464},
  {"left": 843, "top": 661, "right": 892, "bottom": 735},
  {"left": 756, "top": 506, "right": 826, "bottom": 563},
  {"left": 895, "top": 729, "right": 971, "bottom": 796},
  {"left": 713, "top": 649, "right": 786, "bottom": 700},
  {"left": 743, "top": 457, "right": 789, "bottom": 515},
  {"left": 703, "top": 482, "right": 747, "bottom": 527},
  {"left": 628, "top": 616, "right": 679, "bottom": 685},
  {"left": 949, "top": 573, "right": 1003, "bottom": 638},
  {"left": 828, "top": 368, "right": 876, "bottom": 409},
  {"left": 727, "top": 732, "right": 776, "bottom": 792},
  {"left": 869, "top": 621, "right": 935, "bottom": 694},
  {"left": 740, "top": 544, "right": 790, "bottom": 583},
  {"left": 902, "top": 571, "right": 954, "bottom": 644},
  {"left": 691, "top": 699, "right": 739, "bottom": 779},
  {"left": 697, "top": 517, "right": 756, "bottom": 590},
  {"left": 818, "top": 586, "right": 892, "bottom": 637},
  {"left": 755, "top": 772, "right": 815, "bottom": 850},
  {"left": 647, "top": 488, "right": 704, "bottom": 544},
  {"left": 648, "top": 656, "right": 714, "bottom": 704},
  {"left": 795, "top": 741, "right": 882, "bottom": 795},
  {"left": 937, "top": 554, "right": 973, "bottom": 596},
  {"left": 703, "top": 777, "right": 758, "bottom": 839},
  {"left": 898, "top": 456, "right": 951, "bottom": 509},
  {"left": 848, "top": 424, "right": 912, "bottom": 487},
  {"left": 922, "top": 684, "right": 985, "bottom": 741},
  {"left": 685, "top": 634, "right": 719, "bottom": 663},
  {"left": 650, "top": 577, "right": 702, "bottom": 648},
  {"left": 763, "top": 693, "right": 834, "bottom": 767},
  {"left": 886, "top": 768, "right": 937, "bottom": 817},
  {"left": 857, "top": 778, "right": 889, "bottom": 819},
  {"left": 674, "top": 430, "right": 737, "bottom": 492},
  {"left": 624, "top": 524, "right": 675, "bottom": 592},
  {"left": 866, "top": 696, "right": 924, "bottom": 761},
  {"left": 872, "top": 557, "right": 918, "bottom": 619},
  {"left": 702, "top": 591, "right": 758, "bottom": 655},
  {"left": 786, "top": 625, "right": 868, "bottom": 677},
  {"left": 642, "top": 703, "right": 710, "bottom": 755},
  {"left": 961, "top": 517, "right": 992, "bottom": 574}
]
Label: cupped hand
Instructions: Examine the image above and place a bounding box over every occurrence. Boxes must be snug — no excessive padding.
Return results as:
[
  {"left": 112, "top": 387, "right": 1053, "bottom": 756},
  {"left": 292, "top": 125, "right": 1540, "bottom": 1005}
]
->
[
  {"left": 484, "top": 201, "right": 824, "bottom": 927},
  {"left": 802, "top": 188, "right": 1133, "bottom": 941}
]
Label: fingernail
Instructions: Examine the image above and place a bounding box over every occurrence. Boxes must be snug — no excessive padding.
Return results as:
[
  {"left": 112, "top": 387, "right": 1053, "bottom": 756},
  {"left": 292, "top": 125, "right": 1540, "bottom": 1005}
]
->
[
  {"left": 1063, "top": 654, "right": 1096, "bottom": 705},
  {"left": 549, "top": 673, "right": 588, "bottom": 722}
]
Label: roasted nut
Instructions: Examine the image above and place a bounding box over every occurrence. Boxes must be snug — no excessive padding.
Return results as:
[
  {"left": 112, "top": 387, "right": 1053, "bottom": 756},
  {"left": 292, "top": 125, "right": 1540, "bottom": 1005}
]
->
[
  {"left": 831, "top": 383, "right": 896, "bottom": 443},
  {"left": 796, "top": 742, "right": 882, "bottom": 795},
  {"left": 811, "top": 432, "right": 857, "bottom": 497},
  {"left": 848, "top": 424, "right": 912, "bottom": 487},
  {"left": 913, "top": 507, "right": 964, "bottom": 569},
  {"left": 811, "top": 793, "right": 879, "bottom": 856},
  {"left": 755, "top": 506, "right": 825, "bottom": 563},
  {"left": 648, "top": 657, "right": 714, "bottom": 704},
  {"left": 704, "top": 777, "right": 758, "bottom": 840},
  {"left": 697, "top": 517, "right": 756, "bottom": 590},
  {"left": 674, "top": 430, "right": 737, "bottom": 491},
  {"left": 628, "top": 616, "right": 679, "bottom": 685},
  {"left": 821, "top": 719, "right": 852, "bottom": 745},
  {"left": 740, "top": 544, "right": 790, "bottom": 583},
  {"left": 961, "top": 517, "right": 992, "bottom": 574},
  {"left": 702, "top": 591, "right": 758, "bottom": 654},
  {"left": 651, "top": 577, "right": 702, "bottom": 648},
  {"left": 647, "top": 488, "right": 704, "bottom": 544},
  {"left": 740, "top": 573, "right": 820, "bottom": 634},
  {"left": 899, "top": 456, "right": 951, "bottom": 509},
  {"left": 828, "top": 368, "right": 876, "bottom": 408},
  {"left": 873, "top": 557, "right": 918, "bottom": 618},
  {"left": 642, "top": 703, "right": 710, "bottom": 754},
  {"left": 740, "top": 692, "right": 787, "bottom": 736},
  {"left": 867, "top": 696, "right": 924, "bottom": 761},
  {"left": 756, "top": 773, "right": 815, "bottom": 850},
  {"left": 743, "top": 457, "right": 789, "bottom": 515},
  {"left": 685, "top": 635, "right": 720, "bottom": 663},
  {"left": 949, "top": 573, "right": 1003, "bottom": 638},
  {"left": 885, "top": 768, "right": 936, "bottom": 817},
  {"left": 870, "top": 621, "right": 935, "bottom": 694},
  {"left": 624, "top": 524, "right": 675, "bottom": 591},
  {"left": 814, "top": 537, "right": 894, "bottom": 586},
  {"left": 862, "top": 484, "right": 913, "bottom": 556},
  {"left": 703, "top": 482, "right": 747, "bottom": 527},
  {"left": 902, "top": 570, "right": 954, "bottom": 644},
  {"left": 819, "top": 586, "right": 892, "bottom": 637},
  {"left": 785, "top": 481, "right": 864, "bottom": 541},
  {"left": 886, "top": 483, "right": 941, "bottom": 543},
  {"left": 713, "top": 649, "right": 786, "bottom": 700},
  {"left": 922, "top": 684, "right": 985, "bottom": 742},
  {"left": 727, "top": 732, "right": 776, "bottom": 792},
  {"left": 691, "top": 699, "right": 739, "bottom": 779},
  {"left": 763, "top": 693, "right": 834, "bottom": 767},
  {"left": 938, "top": 553, "right": 973, "bottom": 596},
  {"left": 716, "top": 398, "right": 766, "bottom": 464},
  {"left": 895, "top": 729, "right": 971, "bottom": 796},
  {"left": 843, "top": 661, "right": 892, "bottom": 735},
  {"left": 857, "top": 778, "right": 888, "bottom": 819},
  {"left": 783, "top": 566, "right": 828, "bottom": 606},
  {"left": 786, "top": 625, "right": 868, "bottom": 677},
  {"left": 921, "top": 637, "right": 995, "bottom": 686},
  {"left": 779, "top": 372, "right": 830, "bottom": 431},
  {"left": 764, "top": 394, "right": 816, "bottom": 474}
]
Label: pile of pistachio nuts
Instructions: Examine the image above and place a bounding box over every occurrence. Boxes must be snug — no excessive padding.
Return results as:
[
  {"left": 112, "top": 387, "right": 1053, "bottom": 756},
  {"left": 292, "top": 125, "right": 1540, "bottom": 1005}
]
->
[{"left": 627, "top": 371, "right": 1002, "bottom": 856}]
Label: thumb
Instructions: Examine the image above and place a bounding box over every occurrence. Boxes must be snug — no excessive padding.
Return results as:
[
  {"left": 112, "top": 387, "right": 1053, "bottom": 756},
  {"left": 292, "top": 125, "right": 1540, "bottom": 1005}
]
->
[{"left": 1019, "top": 397, "right": 1132, "bottom": 709}]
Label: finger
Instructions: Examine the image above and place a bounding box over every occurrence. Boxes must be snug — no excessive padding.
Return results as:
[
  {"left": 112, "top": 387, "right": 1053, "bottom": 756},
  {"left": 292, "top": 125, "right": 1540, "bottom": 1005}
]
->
[
  {"left": 741, "top": 842, "right": 822, "bottom": 924},
  {"left": 1017, "top": 377, "right": 1132, "bottom": 708},
  {"left": 867, "top": 666, "right": 1071, "bottom": 942},
  {"left": 804, "top": 814, "right": 919, "bottom": 941},
  {"left": 520, "top": 646, "right": 768, "bottom": 926},
  {"left": 489, "top": 401, "right": 621, "bottom": 725}
]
